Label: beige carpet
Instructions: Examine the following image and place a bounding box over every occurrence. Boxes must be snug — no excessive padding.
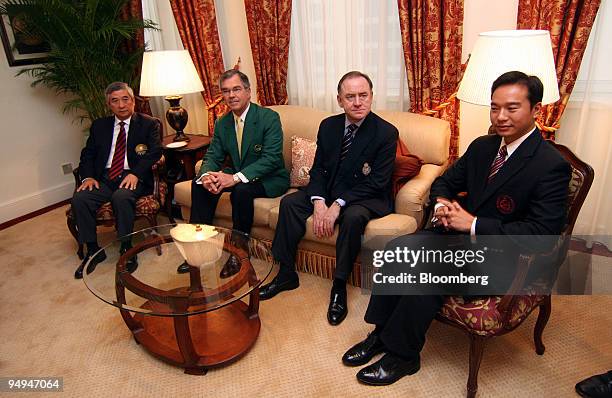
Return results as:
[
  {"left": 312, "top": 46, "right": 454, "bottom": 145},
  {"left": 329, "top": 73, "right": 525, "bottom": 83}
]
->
[{"left": 0, "top": 206, "right": 611, "bottom": 397}]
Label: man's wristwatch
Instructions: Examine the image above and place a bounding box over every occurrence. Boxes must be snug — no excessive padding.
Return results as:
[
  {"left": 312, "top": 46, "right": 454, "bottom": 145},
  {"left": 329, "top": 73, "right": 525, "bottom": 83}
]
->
[{"left": 232, "top": 174, "right": 241, "bottom": 184}]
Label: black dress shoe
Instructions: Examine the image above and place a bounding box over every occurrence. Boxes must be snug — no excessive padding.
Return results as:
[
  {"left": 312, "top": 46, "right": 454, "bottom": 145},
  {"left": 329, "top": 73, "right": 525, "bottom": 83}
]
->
[
  {"left": 177, "top": 261, "right": 190, "bottom": 274},
  {"left": 259, "top": 274, "right": 299, "bottom": 300},
  {"left": 342, "top": 332, "right": 385, "bottom": 366},
  {"left": 119, "top": 246, "right": 138, "bottom": 274},
  {"left": 576, "top": 370, "right": 612, "bottom": 398},
  {"left": 356, "top": 353, "right": 420, "bottom": 386},
  {"left": 75, "top": 250, "right": 107, "bottom": 279},
  {"left": 220, "top": 255, "right": 241, "bottom": 278},
  {"left": 327, "top": 288, "right": 347, "bottom": 325}
]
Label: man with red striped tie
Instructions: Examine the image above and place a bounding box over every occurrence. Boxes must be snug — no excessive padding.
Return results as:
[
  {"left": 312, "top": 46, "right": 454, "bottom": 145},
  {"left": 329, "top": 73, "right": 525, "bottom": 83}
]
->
[{"left": 72, "top": 82, "right": 161, "bottom": 279}]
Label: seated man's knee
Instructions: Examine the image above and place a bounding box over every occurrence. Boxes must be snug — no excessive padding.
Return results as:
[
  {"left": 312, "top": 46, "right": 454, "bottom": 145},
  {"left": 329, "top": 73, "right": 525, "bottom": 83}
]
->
[
  {"left": 280, "top": 190, "right": 305, "bottom": 209},
  {"left": 72, "top": 190, "right": 88, "bottom": 206},
  {"left": 230, "top": 183, "right": 251, "bottom": 200},
  {"left": 342, "top": 206, "right": 369, "bottom": 228},
  {"left": 111, "top": 188, "right": 135, "bottom": 205},
  {"left": 191, "top": 179, "right": 204, "bottom": 193}
]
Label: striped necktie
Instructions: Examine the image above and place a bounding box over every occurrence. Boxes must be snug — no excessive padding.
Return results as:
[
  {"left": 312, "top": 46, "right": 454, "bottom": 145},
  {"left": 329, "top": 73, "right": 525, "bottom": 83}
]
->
[
  {"left": 108, "top": 121, "right": 126, "bottom": 180},
  {"left": 487, "top": 144, "right": 507, "bottom": 182},
  {"left": 340, "top": 123, "right": 358, "bottom": 161}
]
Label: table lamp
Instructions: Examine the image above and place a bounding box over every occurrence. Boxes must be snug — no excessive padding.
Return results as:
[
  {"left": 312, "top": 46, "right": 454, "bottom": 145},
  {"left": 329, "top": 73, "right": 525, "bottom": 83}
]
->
[
  {"left": 170, "top": 224, "right": 224, "bottom": 269},
  {"left": 457, "top": 30, "right": 560, "bottom": 106},
  {"left": 140, "top": 50, "right": 204, "bottom": 142}
]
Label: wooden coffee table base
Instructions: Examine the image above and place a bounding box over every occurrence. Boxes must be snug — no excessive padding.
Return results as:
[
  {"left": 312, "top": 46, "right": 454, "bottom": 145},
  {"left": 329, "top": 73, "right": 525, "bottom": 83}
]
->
[{"left": 123, "top": 296, "right": 261, "bottom": 375}]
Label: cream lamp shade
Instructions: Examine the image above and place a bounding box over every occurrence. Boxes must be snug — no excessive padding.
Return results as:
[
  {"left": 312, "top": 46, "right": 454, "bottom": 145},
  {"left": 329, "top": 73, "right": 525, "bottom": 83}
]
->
[
  {"left": 170, "top": 224, "right": 224, "bottom": 268},
  {"left": 139, "top": 50, "right": 204, "bottom": 142},
  {"left": 457, "top": 30, "right": 559, "bottom": 106},
  {"left": 140, "top": 50, "right": 204, "bottom": 96}
]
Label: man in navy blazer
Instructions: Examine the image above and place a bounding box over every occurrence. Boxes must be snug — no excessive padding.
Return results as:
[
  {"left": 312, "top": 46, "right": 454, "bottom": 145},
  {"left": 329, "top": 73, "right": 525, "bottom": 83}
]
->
[
  {"left": 72, "top": 82, "right": 161, "bottom": 279},
  {"left": 342, "top": 71, "right": 571, "bottom": 385},
  {"left": 260, "top": 71, "right": 399, "bottom": 326}
]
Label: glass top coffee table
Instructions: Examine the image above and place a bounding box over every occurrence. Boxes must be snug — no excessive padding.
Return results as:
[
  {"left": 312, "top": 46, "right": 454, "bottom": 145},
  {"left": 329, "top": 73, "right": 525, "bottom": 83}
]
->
[{"left": 83, "top": 224, "right": 274, "bottom": 375}]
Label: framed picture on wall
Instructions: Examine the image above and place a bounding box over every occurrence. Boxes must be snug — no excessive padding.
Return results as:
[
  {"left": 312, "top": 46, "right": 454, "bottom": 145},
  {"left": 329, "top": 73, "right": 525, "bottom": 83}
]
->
[{"left": 0, "top": 6, "right": 49, "bottom": 66}]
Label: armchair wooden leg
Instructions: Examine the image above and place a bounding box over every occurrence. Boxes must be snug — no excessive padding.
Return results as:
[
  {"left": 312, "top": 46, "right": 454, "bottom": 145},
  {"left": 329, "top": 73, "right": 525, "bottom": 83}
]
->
[
  {"left": 534, "top": 295, "right": 551, "bottom": 355},
  {"left": 467, "top": 334, "right": 487, "bottom": 398}
]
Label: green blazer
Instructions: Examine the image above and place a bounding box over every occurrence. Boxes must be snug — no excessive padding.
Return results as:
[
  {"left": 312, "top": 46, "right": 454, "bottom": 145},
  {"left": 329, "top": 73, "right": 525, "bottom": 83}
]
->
[{"left": 197, "top": 103, "right": 289, "bottom": 198}]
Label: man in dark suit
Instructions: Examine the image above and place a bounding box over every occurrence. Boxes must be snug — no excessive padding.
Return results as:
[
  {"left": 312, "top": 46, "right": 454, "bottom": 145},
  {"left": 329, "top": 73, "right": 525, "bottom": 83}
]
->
[
  {"left": 259, "top": 71, "right": 399, "bottom": 326},
  {"left": 72, "top": 82, "right": 161, "bottom": 279},
  {"left": 186, "top": 70, "right": 289, "bottom": 277},
  {"left": 342, "top": 71, "right": 571, "bottom": 385}
]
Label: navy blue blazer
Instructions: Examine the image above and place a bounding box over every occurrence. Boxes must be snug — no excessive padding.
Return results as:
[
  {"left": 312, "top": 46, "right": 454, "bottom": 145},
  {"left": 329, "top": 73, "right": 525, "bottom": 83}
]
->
[
  {"left": 430, "top": 130, "right": 571, "bottom": 238},
  {"left": 78, "top": 112, "right": 162, "bottom": 188},
  {"left": 306, "top": 111, "right": 398, "bottom": 217}
]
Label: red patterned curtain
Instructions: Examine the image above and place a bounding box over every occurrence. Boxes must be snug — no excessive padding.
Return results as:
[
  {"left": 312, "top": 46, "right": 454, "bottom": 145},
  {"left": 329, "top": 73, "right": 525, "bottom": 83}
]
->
[
  {"left": 119, "top": 0, "right": 145, "bottom": 52},
  {"left": 244, "top": 0, "right": 292, "bottom": 106},
  {"left": 517, "top": 0, "right": 601, "bottom": 139},
  {"left": 119, "top": 0, "right": 152, "bottom": 115},
  {"left": 170, "top": 0, "right": 228, "bottom": 134},
  {"left": 397, "top": 0, "right": 464, "bottom": 162}
]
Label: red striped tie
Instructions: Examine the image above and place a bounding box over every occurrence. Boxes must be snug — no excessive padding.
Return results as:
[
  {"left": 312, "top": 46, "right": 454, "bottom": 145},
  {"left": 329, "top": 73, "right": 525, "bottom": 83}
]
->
[
  {"left": 108, "top": 122, "right": 126, "bottom": 180},
  {"left": 487, "top": 144, "right": 507, "bottom": 182}
]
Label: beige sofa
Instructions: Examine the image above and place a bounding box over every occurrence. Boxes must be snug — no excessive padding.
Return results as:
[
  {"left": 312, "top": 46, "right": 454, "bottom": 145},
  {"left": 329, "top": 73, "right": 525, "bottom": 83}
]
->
[{"left": 174, "top": 105, "right": 450, "bottom": 285}]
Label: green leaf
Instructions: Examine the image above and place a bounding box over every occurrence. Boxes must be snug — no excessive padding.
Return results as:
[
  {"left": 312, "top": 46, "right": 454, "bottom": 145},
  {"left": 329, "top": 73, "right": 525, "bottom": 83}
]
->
[{"left": 0, "top": 0, "right": 158, "bottom": 128}]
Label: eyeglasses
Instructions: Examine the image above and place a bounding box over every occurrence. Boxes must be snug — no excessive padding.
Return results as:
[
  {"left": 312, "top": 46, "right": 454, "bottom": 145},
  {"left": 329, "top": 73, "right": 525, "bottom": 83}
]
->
[{"left": 221, "top": 86, "right": 246, "bottom": 96}]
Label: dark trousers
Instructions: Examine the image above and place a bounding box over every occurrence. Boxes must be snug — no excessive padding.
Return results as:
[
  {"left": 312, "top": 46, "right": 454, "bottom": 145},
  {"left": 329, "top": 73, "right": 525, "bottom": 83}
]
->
[
  {"left": 365, "top": 294, "right": 444, "bottom": 360},
  {"left": 271, "top": 189, "right": 374, "bottom": 281},
  {"left": 71, "top": 172, "right": 149, "bottom": 244},
  {"left": 190, "top": 179, "right": 267, "bottom": 234},
  {"left": 364, "top": 229, "right": 449, "bottom": 359}
]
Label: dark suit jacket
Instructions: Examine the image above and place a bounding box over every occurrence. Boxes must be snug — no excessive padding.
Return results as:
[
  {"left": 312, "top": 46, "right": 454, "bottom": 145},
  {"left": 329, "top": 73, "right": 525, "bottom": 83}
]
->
[
  {"left": 430, "top": 130, "right": 571, "bottom": 241},
  {"left": 198, "top": 103, "right": 289, "bottom": 197},
  {"left": 78, "top": 112, "right": 162, "bottom": 188},
  {"left": 306, "top": 111, "right": 398, "bottom": 217}
]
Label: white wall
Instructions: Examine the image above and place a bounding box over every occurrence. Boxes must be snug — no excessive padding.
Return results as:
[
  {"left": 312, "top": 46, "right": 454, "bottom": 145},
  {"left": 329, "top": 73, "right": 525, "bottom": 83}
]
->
[{"left": 0, "top": 59, "right": 82, "bottom": 223}]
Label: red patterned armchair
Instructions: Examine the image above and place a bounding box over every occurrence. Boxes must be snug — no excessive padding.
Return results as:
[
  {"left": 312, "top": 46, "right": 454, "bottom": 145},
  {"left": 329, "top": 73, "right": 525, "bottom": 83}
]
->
[
  {"left": 66, "top": 118, "right": 167, "bottom": 259},
  {"left": 436, "top": 141, "right": 594, "bottom": 398}
]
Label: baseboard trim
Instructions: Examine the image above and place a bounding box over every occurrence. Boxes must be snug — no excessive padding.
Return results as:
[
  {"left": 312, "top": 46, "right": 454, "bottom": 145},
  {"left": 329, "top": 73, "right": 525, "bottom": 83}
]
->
[
  {"left": 0, "top": 199, "right": 71, "bottom": 231},
  {"left": 0, "top": 182, "right": 73, "bottom": 228}
]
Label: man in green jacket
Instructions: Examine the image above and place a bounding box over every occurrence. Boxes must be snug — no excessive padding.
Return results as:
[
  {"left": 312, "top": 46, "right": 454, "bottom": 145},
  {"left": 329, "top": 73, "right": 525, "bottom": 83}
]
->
[{"left": 185, "top": 69, "right": 289, "bottom": 276}]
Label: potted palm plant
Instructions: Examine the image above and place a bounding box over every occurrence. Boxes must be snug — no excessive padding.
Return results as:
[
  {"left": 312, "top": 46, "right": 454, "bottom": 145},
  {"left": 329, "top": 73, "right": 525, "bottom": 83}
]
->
[{"left": 0, "top": 0, "right": 156, "bottom": 126}]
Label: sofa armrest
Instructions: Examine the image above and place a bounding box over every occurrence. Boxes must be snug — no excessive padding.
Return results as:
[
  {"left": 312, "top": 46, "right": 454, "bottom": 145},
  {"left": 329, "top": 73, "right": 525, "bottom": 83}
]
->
[{"left": 394, "top": 163, "right": 448, "bottom": 226}]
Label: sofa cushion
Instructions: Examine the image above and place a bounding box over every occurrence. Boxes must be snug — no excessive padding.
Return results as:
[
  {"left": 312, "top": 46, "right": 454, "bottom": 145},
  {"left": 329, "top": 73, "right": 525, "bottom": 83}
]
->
[
  {"left": 268, "top": 105, "right": 330, "bottom": 170},
  {"left": 290, "top": 136, "right": 317, "bottom": 187},
  {"left": 393, "top": 138, "right": 423, "bottom": 196},
  {"left": 269, "top": 206, "right": 418, "bottom": 244},
  {"left": 377, "top": 110, "right": 450, "bottom": 165}
]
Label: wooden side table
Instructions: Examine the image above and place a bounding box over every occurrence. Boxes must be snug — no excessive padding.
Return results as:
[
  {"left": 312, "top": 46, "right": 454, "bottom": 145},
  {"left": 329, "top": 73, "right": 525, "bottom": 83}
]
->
[{"left": 162, "top": 134, "right": 211, "bottom": 222}]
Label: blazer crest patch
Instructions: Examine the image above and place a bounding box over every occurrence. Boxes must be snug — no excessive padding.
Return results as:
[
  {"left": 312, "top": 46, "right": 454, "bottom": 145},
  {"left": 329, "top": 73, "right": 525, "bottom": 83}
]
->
[
  {"left": 496, "top": 195, "right": 515, "bottom": 214},
  {"left": 135, "top": 144, "right": 148, "bottom": 155},
  {"left": 362, "top": 162, "right": 371, "bottom": 176}
]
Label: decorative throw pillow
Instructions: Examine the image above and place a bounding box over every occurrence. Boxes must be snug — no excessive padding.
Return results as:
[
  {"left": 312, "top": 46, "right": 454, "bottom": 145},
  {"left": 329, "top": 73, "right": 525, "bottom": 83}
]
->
[
  {"left": 392, "top": 138, "right": 423, "bottom": 196},
  {"left": 290, "top": 136, "right": 317, "bottom": 187}
]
